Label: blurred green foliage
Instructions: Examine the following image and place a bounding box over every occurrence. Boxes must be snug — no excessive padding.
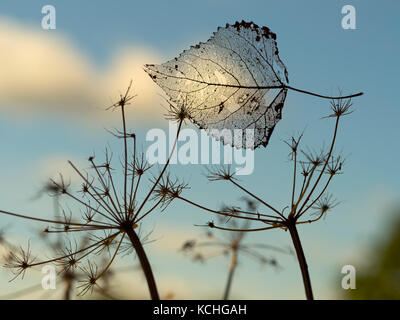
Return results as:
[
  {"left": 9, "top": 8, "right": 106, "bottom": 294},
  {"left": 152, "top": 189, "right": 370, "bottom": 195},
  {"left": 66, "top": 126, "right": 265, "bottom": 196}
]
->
[{"left": 344, "top": 210, "right": 400, "bottom": 299}]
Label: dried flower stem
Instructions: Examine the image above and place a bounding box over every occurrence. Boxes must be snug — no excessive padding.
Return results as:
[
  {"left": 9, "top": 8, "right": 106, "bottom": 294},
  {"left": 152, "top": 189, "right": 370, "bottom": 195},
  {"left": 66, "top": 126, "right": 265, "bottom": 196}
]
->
[
  {"left": 223, "top": 246, "right": 238, "bottom": 300},
  {"left": 64, "top": 279, "right": 73, "bottom": 300},
  {"left": 29, "top": 232, "right": 120, "bottom": 268},
  {"left": 95, "top": 234, "right": 125, "bottom": 281},
  {"left": 296, "top": 117, "right": 340, "bottom": 216},
  {"left": 0, "top": 209, "right": 114, "bottom": 229},
  {"left": 121, "top": 103, "right": 129, "bottom": 216},
  {"left": 229, "top": 180, "right": 285, "bottom": 219},
  {"left": 177, "top": 195, "right": 282, "bottom": 225},
  {"left": 287, "top": 220, "right": 313, "bottom": 300},
  {"left": 284, "top": 85, "right": 362, "bottom": 100},
  {"left": 125, "top": 227, "right": 159, "bottom": 300}
]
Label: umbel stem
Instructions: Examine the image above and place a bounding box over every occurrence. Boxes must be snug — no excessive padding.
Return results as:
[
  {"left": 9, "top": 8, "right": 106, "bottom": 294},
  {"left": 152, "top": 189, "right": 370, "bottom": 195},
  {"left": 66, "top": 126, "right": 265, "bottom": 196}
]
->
[
  {"left": 168, "top": 80, "right": 364, "bottom": 100},
  {"left": 126, "top": 228, "right": 160, "bottom": 300},
  {"left": 223, "top": 247, "right": 238, "bottom": 300},
  {"left": 285, "top": 85, "right": 363, "bottom": 100},
  {"left": 287, "top": 222, "right": 314, "bottom": 300},
  {"left": 64, "top": 279, "right": 72, "bottom": 300}
]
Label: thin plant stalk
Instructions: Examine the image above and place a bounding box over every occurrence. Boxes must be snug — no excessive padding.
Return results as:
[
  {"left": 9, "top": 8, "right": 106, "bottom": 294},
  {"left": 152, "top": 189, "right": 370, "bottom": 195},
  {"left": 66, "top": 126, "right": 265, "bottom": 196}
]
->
[
  {"left": 287, "top": 220, "right": 313, "bottom": 300},
  {"left": 126, "top": 228, "right": 159, "bottom": 300},
  {"left": 223, "top": 247, "right": 238, "bottom": 300},
  {"left": 64, "top": 279, "right": 73, "bottom": 300}
]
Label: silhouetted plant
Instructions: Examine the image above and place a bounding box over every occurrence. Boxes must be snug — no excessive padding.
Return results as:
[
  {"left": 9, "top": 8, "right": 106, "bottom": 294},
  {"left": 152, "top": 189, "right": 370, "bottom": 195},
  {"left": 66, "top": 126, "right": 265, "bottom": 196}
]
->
[
  {"left": 1, "top": 235, "right": 136, "bottom": 300},
  {"left": 169, "top": 98, "right": 353, "bottom": 299},
  {"left": 0, "top": 82, "right": 188, "bottom": 300},
  {"left": 0, "top": 20, "right": 364, "bottom": 301},
  {"left": 1, "top": 184, "right": 120, "bottom": 300},
  {"left": 181, "top": 198, "right": 291, "bottom": 299},
  {"left": 145, "top": 20, "right": 362, "bottom": 299}
]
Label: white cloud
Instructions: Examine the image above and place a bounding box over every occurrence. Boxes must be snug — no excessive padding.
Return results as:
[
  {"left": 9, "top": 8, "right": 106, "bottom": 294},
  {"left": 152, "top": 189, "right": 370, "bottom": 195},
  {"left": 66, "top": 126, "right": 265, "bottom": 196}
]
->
[{"left": 0, "top": 18, "right": 164, "bottom": 121}]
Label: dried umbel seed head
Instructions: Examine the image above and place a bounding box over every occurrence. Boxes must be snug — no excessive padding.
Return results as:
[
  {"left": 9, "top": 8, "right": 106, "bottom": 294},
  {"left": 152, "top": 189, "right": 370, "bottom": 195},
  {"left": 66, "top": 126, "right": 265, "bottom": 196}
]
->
[
  {"left": 77, "top": 261, "right": 99, "bottom": 296},
  {"left": 54, "top": 239, "right": 81, "bottom": 273},
  {"left": 82, "top": 207, "right": 96, "bottom": 223},
  {"left": 312, "top": 194, "right": 339, "bottom": 217},
  {"left": 285, "top": 133, "right": 303, "bottom": 160},
  {"left": 181, "top": 240, "right": 196, "bottom": 252},
  {"left": 325, "top": 155, "right": 345, "bottom": 176},
  {"left": 129, "top": 154, "right": 152, "bottom": 177},
  {"left": 89, "top": 231, "right": 118, "bottom": 255},
  {"left": 106, "top": 80, "right": 136, "bottom": 111},
  {"left": 300, "top": 162, "right": 313, "bottom": 177},
  {"left": 4, "top": 243, "right": 35, "bottom": 281},
  {"left": 81, "top": 183, "right": 90, "bottom": 194},
  {"left": 164, "top": 98, "right": 194, "bottom": 123},
  {"left": 327, "top": 97, "right": 353, "bottom": 118},
  {"left": 301, "top": 148, "right": 327, "bottom": 168},
  {"left": 151, "top": 174, "right": 189, "bottom": 210},
  {"left": 56, "top": 254, "right": 78, "bottom": 273},
  {"left": 49, "top": 174, "right": 71, "bottom": 196},
  {"left": 205, "top": 166, "right": 237, "bottom": 182},
  {"left": 41, "top": 181, "right": 62, "bottom": 197}
]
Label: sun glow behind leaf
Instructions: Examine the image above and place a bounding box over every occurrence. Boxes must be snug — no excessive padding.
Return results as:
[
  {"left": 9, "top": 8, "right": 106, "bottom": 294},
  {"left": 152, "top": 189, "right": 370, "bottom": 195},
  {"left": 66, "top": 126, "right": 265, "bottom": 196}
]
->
[{"left": 145, "top": 21, "right": 289, "bottom": 149}]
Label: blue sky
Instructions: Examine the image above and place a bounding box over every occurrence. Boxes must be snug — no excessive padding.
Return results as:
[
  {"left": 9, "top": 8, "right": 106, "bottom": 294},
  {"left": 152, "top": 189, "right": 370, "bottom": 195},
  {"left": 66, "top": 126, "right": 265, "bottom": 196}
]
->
[{"left": 0, "top": 0, "right": 399, "bottom": 299}]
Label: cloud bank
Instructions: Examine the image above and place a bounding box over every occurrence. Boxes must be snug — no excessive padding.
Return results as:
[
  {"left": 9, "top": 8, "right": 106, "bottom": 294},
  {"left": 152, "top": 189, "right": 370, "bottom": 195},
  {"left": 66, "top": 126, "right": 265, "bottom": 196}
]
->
[{"left": 0, "top": 18, "right": 163, "bottom": 121}]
